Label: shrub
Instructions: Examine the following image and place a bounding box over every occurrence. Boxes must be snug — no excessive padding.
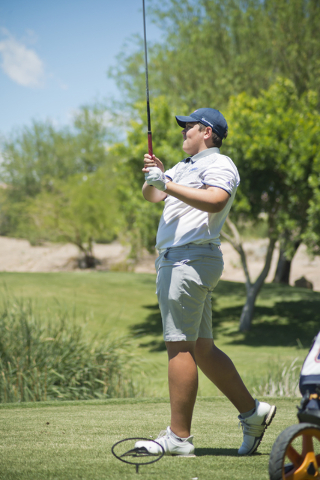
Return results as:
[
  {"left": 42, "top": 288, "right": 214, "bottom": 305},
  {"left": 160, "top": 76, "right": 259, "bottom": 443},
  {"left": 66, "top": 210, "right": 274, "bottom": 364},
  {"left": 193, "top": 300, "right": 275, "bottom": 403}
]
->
[
  {"left": 0, "top": 297, "right": 142, "bottom": 403},
  {"left": 251, "top": 358, "right": 301, "bottom": 397}
]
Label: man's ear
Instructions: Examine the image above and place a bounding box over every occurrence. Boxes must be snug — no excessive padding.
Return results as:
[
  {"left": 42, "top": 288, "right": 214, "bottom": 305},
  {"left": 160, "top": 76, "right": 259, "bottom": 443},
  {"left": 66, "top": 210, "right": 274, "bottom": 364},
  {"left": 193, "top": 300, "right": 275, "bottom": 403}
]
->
[
  {"left": 204, "top": 126, "right": 214, "bottom": 146},
  {"left": 204, "top": 126, "right": 212, "bottom": 139}
]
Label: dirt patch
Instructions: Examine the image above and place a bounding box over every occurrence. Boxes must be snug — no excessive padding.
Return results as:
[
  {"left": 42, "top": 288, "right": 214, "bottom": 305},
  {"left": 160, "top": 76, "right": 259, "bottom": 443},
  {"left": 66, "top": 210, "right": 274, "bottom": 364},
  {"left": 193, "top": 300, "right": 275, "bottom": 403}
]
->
[
  {"left": 0, "top": 237, "right": 129, "bottom": 273},
  {"left": 0, "top": 236, "right": 319, "bottom": 292},
  {"left": 220, "top": 240, "right": 320, "bottom": 292}
]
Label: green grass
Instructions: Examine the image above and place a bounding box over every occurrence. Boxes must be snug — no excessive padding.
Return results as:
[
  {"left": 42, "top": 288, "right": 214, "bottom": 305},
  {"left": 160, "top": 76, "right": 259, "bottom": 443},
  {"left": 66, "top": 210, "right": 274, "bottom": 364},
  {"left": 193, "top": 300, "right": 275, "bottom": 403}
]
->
[
  {"left": 0, "top": 271, "right": 319, "bottom": 478},
  {"left": 0, "top": 396, "right": 299, "bottom": 480},
  {"left": 0, "top": 271, "right": 319, "bottom": 398},
  {"left": 0, "top": 272, "right": 320, "bottom": 397},
  {"left": 0, "top": 272, "right": 156, "bottom": 337}
]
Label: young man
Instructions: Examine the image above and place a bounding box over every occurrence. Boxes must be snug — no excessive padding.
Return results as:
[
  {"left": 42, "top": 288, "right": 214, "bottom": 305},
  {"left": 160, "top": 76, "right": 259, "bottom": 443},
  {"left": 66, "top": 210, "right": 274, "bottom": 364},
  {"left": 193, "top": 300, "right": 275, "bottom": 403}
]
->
[{"left": 135, "top": 108, "right": 276, "bottom": 456}]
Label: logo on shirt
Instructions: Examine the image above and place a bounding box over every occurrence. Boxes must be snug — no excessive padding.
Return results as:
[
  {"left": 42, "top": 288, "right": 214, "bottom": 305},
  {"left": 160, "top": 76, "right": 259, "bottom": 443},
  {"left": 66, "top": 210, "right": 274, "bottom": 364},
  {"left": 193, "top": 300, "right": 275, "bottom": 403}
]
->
[{"left": 189, "top": 168, "right": 198, "bottom": 172}]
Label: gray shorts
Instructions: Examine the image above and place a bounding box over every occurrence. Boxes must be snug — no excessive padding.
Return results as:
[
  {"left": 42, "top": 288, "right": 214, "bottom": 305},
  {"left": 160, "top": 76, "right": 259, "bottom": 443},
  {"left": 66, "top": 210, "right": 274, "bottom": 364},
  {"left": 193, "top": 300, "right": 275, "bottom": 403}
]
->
[{"left": 155, "top": 243, "right": 224, "bottom": 342}]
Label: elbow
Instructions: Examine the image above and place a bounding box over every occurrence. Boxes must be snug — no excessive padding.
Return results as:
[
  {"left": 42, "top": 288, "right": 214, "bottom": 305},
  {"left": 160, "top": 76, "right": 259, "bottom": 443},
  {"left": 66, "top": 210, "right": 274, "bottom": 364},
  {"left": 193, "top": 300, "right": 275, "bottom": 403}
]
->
[
  {"left": 208, "top": 200, "right": 229, "bottom": 213},
  {"left": 208, "top": 205, "right": 223, "bottom": 213},
  {"left": 205, "top": 189, "right": 230, "bottom": 213}
]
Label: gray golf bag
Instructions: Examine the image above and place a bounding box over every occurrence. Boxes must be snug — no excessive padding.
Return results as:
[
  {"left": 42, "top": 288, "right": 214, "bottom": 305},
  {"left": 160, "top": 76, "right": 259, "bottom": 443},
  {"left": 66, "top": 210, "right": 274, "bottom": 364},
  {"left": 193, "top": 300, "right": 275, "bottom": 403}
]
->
[{"left": 298, "top": 331, "right": 320, "bottom": 425}]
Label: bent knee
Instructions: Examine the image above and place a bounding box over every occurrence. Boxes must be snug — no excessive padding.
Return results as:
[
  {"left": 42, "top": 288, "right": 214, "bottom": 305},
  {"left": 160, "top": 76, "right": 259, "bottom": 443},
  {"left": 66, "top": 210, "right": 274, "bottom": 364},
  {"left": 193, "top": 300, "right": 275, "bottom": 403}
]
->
[{"left": 195, "top": 337, "right": 214, "bottom": 359}]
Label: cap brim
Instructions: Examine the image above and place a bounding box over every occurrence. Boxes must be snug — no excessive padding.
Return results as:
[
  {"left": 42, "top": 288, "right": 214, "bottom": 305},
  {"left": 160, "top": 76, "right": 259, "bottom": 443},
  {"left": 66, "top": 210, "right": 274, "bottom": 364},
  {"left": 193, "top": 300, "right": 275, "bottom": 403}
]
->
[{"left": 175, "top": 115, "right": 198, "bottom": 128}]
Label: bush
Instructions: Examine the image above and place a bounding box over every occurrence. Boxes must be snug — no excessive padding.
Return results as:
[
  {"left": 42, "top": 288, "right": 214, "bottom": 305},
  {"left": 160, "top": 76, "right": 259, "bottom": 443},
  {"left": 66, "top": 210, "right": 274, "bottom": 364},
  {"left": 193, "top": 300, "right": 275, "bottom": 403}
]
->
[
  {"left": 251, "top": 358, "right": 301, "bottom": 397},
  {"left": 0, "top": 297, "right": 142, "bottom": 403}
]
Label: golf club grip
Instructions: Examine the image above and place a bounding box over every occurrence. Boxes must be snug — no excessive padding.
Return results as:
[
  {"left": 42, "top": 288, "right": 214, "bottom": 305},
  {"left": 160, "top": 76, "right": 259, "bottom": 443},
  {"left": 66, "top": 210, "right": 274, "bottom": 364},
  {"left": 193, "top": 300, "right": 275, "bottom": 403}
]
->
[{"left": 148, "top": 132, "right": 153, "bottom": 156}]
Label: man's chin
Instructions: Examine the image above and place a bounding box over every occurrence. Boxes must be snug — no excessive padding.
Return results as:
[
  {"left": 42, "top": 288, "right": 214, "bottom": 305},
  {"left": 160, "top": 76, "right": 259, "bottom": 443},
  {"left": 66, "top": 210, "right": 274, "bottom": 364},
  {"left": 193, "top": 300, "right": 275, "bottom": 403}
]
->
[{"left": 182, "top": 143, "right": 190, "bottom": 154}]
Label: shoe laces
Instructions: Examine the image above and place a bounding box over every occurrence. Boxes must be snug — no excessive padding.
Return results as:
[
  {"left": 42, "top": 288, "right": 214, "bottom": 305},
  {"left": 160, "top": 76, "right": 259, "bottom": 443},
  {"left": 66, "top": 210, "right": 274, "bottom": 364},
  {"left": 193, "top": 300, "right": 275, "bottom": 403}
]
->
[{"left": 238, "top": 417, "right": 265, "bottom": 437}]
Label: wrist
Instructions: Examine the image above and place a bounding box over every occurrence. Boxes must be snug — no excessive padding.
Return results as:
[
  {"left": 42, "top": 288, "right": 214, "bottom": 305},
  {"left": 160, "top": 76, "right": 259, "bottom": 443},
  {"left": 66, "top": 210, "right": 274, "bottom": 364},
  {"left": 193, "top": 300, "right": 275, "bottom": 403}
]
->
[{"left": 164, "top": 179, "right": 171, "bottom": 191}]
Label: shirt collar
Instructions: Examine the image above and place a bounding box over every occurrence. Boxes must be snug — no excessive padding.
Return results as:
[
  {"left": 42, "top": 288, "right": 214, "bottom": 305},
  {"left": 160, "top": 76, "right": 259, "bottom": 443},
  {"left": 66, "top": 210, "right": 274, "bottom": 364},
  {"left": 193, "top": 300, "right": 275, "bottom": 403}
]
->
[{"left": 185, "top": 147, "right": 220, "bottom": 164}]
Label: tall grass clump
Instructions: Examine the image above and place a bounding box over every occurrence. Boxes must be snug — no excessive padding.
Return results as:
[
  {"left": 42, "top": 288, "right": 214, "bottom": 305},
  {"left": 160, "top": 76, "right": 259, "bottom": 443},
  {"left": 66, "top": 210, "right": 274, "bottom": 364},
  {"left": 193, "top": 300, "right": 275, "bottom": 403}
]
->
[
  {"left": 251, "top": 358, "right": 301, "bottom": 397},
  {"left": 0, "top": 297, "right": 142, "bottom": 403}
]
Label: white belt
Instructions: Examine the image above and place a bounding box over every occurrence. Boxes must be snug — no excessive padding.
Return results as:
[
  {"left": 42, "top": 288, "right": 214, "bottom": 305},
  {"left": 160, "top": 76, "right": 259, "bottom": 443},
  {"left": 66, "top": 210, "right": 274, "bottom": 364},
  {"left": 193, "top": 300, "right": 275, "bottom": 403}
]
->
[{"left": 158, "top": 242, "right": 216, "bottom": 255}]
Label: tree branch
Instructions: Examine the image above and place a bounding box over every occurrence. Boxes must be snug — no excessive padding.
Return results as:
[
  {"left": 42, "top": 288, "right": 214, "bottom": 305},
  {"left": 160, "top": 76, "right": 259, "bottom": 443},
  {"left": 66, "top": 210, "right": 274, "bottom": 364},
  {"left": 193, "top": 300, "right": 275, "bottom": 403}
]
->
[{"left": 221, "top": 217, "right": 252, "bottom": 289}]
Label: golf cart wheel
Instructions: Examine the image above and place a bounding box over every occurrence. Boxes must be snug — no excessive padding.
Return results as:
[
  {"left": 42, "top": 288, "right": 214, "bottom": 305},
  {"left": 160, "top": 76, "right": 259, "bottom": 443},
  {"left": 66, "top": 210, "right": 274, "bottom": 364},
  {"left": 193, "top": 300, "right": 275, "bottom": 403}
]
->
[{"left": 269, "top": 423, "right": 320, "bottom": 479}]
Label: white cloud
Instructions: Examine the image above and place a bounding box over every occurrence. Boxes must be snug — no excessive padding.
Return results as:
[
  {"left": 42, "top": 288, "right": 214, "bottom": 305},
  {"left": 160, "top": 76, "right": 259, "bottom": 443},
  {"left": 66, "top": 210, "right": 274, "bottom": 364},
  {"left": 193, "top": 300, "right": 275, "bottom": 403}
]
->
[
  {"left": 58, "top": 79, "right": 68, "bottom": 90},
  {"left": 0, "top": 28, "right": 45, "bottom": 87}
]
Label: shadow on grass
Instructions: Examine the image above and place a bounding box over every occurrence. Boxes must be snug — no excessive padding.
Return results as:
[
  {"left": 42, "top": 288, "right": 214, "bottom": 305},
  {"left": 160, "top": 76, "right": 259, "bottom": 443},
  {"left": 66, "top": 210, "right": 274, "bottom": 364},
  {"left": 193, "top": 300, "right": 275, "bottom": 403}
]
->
[
  {"left": 195, "top": 447, "right": 239, "bottom": 457},
  {"left": 196, "top": 448, "right": 267, "bottom": 457},
  {"left": 130, "top": 304, "right": 165, "bottom": 352},
  {"left": 224, "top": 308, "right": 319, "bottom": 348},
  {"left": 214, "top": 306, "right": 319, "bottom": 349},
  {"left": 132, "top": 281, "right": 320, "bottom": 352},
  {"left": 212, "top": 281, "right": 320, "bottom": 349}
]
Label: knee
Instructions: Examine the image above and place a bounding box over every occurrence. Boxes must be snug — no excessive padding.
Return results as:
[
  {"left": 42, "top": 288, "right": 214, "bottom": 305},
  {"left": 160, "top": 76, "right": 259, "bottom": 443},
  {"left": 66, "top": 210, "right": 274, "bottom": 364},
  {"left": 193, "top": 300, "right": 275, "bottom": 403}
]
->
[
  {"left": 195, "top": 338, "right": 214, "bottom": 362},
  {"left": 166, "top": 341, "right": 196, "bottom": 360}
]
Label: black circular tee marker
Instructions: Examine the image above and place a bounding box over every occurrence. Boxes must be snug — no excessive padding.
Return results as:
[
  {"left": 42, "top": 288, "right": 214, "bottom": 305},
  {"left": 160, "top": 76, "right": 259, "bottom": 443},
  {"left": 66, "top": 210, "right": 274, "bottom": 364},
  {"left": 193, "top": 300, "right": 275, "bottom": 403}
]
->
[{"left": 111, "top": 437, "right": 164, "bottom": 473}]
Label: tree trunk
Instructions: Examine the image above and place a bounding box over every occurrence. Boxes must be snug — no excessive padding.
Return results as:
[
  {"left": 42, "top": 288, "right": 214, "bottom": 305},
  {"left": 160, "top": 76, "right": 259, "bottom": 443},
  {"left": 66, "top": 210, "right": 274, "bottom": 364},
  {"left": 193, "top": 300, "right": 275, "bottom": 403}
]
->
[
  {"left": 75, "top": 237, "right": 97, "bottom": 269},
  {"left": 221, "top": 217, "right": 277, "bottom": 332},
  {"left": 273, "top": 241, "right": 301, "bottom": 284},
  {"left": 238, "top": 286, "right": 258, "bottom": 332},
  {"left": 273, "top": 248, "right": 291, "bottom": 283},
  {"left": 84, "top": 254, "right": 96, "bottom": 269},
  {"left": 239, "top": 236, "right": 276, "bottom": 332},
  {"left": 221, "top": 217, "right": 251, "bottom": 284}
]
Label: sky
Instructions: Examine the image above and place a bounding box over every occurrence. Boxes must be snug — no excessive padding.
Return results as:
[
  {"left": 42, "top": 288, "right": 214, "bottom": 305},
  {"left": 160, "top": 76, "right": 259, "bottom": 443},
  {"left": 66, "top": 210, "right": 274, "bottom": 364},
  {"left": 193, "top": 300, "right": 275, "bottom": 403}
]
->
[{"left": 0, "top": 0, "right": 162, "bottom": 138}]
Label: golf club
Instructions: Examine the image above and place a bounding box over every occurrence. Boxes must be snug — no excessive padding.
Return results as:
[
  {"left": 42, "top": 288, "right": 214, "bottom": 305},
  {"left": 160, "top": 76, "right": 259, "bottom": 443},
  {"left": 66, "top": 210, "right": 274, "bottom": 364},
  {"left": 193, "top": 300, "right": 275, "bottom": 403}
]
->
[{"left": 142, "top": 0, "right": 153, "bottom": 156}]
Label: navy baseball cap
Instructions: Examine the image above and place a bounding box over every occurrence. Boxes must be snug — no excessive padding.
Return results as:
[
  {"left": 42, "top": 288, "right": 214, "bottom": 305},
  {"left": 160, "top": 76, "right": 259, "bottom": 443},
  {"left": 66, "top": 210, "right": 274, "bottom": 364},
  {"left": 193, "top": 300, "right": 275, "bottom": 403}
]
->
[{"left": 175, "top": 108, "right": 228, "bottom": 139}]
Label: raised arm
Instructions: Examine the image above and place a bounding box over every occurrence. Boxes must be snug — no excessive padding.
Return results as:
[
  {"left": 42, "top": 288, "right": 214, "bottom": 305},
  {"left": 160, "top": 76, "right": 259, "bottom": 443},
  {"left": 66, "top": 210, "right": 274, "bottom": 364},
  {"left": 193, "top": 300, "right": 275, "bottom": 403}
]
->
[
  {"left": 144, "top": 162, "right": 230, "bottom": 213},
  {"left": 142, "top": 182, "right": 167, "bottom": 202},
  {"left": 165, "top": 182, "right": 230, "bottom": 213},
  {"left": 142, "top": 153, "right": 230, "bottom": 212},
  {"left": 142, "top": 154, "right": 167, "bottom": 203}
]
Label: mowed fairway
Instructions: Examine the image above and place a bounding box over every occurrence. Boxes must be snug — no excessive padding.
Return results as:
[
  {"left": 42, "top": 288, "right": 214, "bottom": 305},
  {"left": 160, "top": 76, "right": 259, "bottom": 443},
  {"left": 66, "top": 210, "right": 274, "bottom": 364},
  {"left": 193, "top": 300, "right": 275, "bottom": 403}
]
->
[
  {"left": 0, "top": 271, "right": 319, "bottom": 397},
  {"left": 0, "top": 397, "right": 298, "bottom": 480},
  {"left": 0, "top": 271, "right": 319, "bottom": 478}
]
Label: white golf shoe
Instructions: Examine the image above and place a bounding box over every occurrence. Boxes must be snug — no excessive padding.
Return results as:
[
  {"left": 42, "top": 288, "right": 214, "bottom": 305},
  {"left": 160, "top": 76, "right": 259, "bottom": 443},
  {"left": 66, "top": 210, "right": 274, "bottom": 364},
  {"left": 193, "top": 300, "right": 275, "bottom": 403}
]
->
[
  {"left": 238, "top": 399, "right": 276, "bottom": 455},
  {"left": 135, "top": 426, "right": 195, "bottom": 456}
]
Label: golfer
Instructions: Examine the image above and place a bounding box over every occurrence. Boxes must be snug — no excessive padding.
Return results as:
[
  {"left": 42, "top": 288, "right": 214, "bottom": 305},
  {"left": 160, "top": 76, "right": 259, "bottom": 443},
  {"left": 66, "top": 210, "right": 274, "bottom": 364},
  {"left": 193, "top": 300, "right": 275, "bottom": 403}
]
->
[{"left": 136, "top": 108, "right": 276, "bottom": 456}]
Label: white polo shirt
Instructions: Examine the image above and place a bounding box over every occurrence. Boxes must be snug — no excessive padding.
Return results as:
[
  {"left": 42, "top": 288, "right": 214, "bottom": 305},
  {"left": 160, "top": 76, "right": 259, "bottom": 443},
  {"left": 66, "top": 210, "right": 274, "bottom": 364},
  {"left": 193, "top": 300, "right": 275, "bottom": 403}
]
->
[{"left": 155, "top": 147, "right": 240, "bottom": 251}]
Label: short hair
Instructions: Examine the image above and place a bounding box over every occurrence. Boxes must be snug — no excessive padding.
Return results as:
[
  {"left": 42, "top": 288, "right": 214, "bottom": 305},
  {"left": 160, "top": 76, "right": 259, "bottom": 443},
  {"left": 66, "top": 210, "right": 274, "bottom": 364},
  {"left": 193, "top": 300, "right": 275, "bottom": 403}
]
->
[{"left": 198, "top": 122, "right": 227, "bottom": 148}]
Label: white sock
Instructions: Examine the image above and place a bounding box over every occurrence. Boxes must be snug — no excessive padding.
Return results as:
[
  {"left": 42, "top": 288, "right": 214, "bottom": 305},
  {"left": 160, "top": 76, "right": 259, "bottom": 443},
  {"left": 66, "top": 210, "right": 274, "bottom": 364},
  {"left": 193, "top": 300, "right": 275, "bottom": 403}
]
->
[
  {"left": 240, "top": 406, "right": 256, "bottom": 419},
  {"left": 170, "top": 429, "right": 188, "bottom": 441}
]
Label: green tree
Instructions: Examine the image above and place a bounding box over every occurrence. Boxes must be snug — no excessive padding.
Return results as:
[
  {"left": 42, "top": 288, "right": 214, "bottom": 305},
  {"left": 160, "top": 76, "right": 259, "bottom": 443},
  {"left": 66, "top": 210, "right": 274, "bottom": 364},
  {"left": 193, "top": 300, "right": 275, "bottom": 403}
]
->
[
  {"left": 1, "top": 105, "right": 110, "bottom": 197},
  {"left": 223, "top": 78, "right": 320, "bottom": 330},
  {"left": 110, "top": 0, "right": 320, "bottom": 111},
  {"left": 0, "top": 104, "right": 114, "bottom": 238},
  {"left": 26, "top": 167, "right": 120, "bottom": 268}
]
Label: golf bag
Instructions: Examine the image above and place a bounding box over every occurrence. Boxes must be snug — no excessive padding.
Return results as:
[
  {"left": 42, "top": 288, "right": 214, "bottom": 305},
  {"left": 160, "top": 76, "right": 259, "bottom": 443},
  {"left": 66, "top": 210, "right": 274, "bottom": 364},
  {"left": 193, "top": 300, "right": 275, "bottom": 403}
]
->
[
  {"left": 297, "top": 331, "right": 320, "bottom": 425},
  {"left": 268, "top": 333, "right": 320, "bottom": 479}
]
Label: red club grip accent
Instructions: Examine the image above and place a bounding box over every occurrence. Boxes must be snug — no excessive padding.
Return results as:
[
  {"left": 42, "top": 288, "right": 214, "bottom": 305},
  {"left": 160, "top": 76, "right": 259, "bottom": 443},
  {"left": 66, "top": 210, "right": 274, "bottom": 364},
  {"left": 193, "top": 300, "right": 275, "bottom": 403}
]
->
[{"left": 148, "top": 132, "right": 153, "bottom": 157}]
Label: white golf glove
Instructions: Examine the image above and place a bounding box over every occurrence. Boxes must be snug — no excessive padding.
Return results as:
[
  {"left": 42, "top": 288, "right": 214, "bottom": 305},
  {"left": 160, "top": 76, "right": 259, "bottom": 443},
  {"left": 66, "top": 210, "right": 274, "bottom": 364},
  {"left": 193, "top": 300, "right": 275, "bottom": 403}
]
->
[{"left": 145, "top": 167, "right": 169, "bottom": 191}]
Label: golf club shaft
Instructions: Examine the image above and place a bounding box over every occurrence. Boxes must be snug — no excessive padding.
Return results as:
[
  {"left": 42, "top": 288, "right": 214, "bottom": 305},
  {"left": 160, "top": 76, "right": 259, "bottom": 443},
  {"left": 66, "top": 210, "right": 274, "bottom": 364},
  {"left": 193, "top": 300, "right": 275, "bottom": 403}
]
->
[{"left": 142, "top": 0, "right": 153, "bottom": 156}]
